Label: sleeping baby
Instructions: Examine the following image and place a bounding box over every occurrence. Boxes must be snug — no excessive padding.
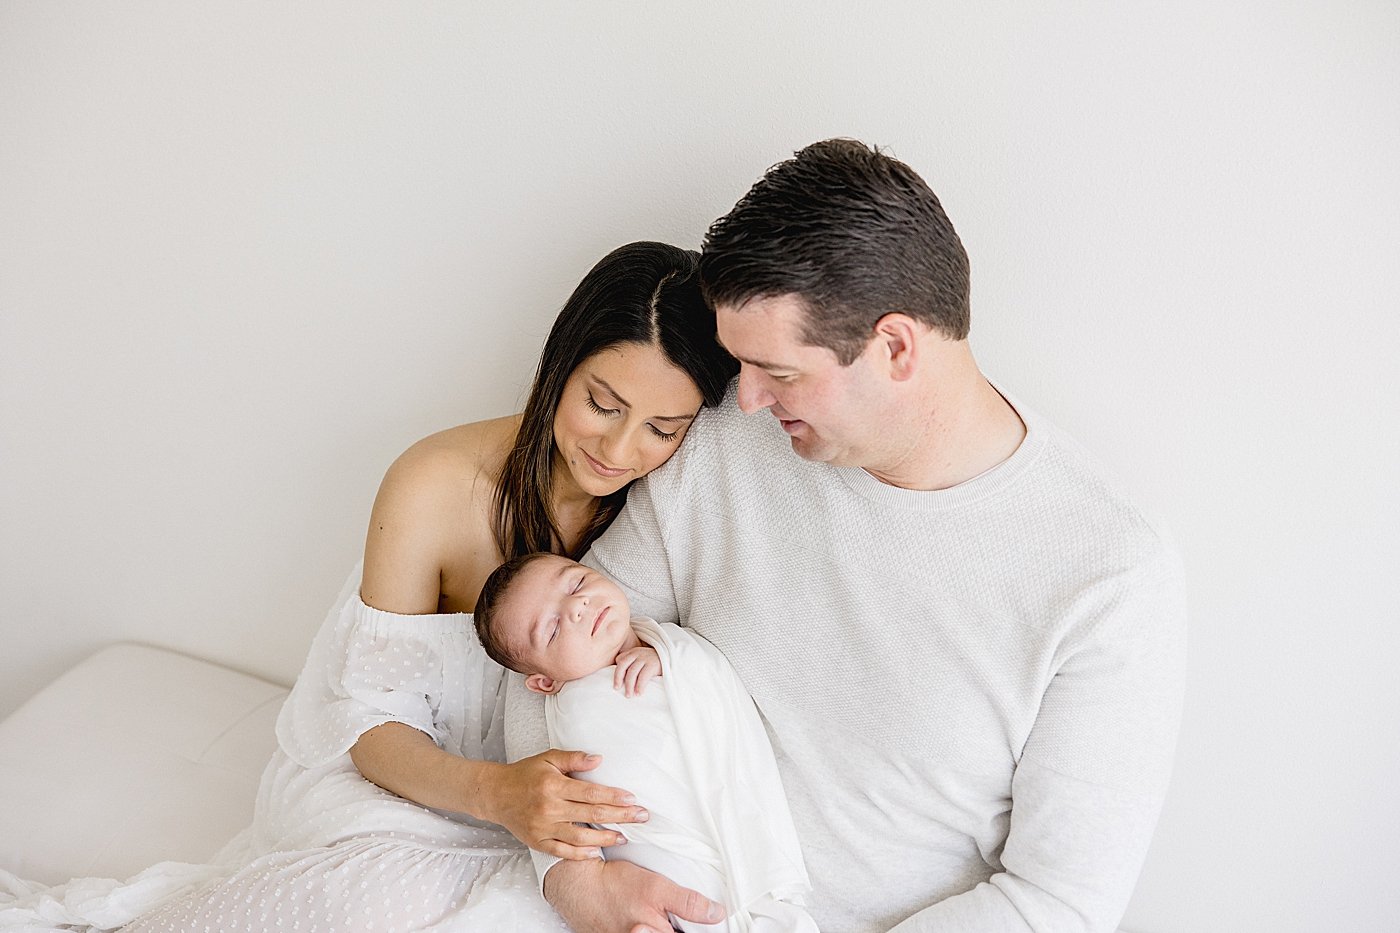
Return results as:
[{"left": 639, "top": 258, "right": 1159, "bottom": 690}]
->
[{"left": 473, "top": 552, "right": 816, "bottom": 933}]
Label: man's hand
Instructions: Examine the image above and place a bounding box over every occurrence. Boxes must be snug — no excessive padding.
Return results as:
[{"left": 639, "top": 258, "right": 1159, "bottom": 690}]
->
[
  {"left": 475, "top": 750, "right": 648, "bottom": 859},
  {"left": 614, "top": 646, "right": 663, "bottom": 697},
  {"left": 545, "top": 857, "right": 726, "bottom": 933}
]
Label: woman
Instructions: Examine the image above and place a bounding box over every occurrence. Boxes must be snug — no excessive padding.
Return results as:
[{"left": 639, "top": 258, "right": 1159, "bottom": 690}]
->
[{"left": 94, "top": 242, "right": 735, "bottom": 931}]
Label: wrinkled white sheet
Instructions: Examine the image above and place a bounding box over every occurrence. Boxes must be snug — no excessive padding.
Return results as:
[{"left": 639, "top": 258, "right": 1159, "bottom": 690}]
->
[
  {"left": 1, "top": 566, "right": 565, "bottom": 932},
  {"left": 546, "top": 617, "right": 816, "bottom": 933}
]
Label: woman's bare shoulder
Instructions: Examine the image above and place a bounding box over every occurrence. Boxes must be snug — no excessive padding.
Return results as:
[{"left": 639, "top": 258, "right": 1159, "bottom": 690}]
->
[
  {"left": 361, "top": 414, "right": 522, "bottom": 613},
  {"left": 396, "top": 414, "right": 521, "bottom": 480}
]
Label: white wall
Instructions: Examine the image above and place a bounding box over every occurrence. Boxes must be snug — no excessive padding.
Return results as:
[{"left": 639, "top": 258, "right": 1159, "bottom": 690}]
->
[{"left": 2, "top": 3, "right": 1396, "bottom": 931}]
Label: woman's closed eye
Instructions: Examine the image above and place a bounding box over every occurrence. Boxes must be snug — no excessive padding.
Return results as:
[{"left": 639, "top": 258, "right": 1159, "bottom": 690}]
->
[
  {"left": 585, "top": 393, "right": 617, "bottom": 417},
  {"left": 647, "top": 423, "right": 679, "bottom": 442},
  {"left": 587, "top": 390, "right": 682, "bottom": 441}
]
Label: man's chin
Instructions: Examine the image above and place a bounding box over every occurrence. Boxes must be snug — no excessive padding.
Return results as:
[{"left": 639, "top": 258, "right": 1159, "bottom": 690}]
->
[{"left": 788, "top": 435, "right": 834, "bottom": 464}]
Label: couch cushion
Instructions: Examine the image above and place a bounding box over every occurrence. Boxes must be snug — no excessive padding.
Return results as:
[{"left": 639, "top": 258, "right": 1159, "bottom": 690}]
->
[{"left": 0, "top": 643, "right": 287, "bottom": 885}]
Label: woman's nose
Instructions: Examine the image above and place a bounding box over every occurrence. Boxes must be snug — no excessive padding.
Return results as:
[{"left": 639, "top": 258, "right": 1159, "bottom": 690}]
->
[{"left": 598, "top": 428, "right": 636, "bottom": 466}]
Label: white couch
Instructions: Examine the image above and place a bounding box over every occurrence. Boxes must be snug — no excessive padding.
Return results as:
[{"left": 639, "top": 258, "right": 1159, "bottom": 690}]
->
[
  {"left": 1, "top": 645, "right": 1146, "bottom": 933},
  {"left": 0, "top": 643, "right": 286, "bottom": 886}
]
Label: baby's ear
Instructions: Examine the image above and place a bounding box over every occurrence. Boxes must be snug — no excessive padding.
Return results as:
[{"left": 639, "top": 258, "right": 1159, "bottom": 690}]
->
[{"left": 525, "top": 673, "right": 563, "bottom": 695}]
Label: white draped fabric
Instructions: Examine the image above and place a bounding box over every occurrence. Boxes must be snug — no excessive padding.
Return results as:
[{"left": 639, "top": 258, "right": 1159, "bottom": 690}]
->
[{"left": 1, "top": 566, "right": 567, "bottom": 932}]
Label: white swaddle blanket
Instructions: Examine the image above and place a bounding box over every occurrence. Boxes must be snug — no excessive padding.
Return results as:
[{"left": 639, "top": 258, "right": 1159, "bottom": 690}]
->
[{"left": 545, "top": 617, "right": 816, "bottom": 933}]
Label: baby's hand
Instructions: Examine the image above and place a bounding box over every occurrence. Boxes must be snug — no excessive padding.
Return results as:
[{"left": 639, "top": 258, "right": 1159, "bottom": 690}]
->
[{"left": 613, "top": 646, "right": 662, "bottom": 698}]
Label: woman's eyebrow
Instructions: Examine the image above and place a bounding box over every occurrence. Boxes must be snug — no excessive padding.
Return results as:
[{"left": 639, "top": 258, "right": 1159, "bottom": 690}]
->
[
  {"left": 590, "top": 376, "right": 632, "bottom": 407},
  {"left": 591, "top": 375, "right": 696, "bottom": 422}
]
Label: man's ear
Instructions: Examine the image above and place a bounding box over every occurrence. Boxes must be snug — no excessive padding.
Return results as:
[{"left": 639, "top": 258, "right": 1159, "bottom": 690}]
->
[
  {"left": 873, "top": 313, "right": 920, "bottom": 382},
  {"left": 525, "top": 673, "right": 563, "bottom": 695}
]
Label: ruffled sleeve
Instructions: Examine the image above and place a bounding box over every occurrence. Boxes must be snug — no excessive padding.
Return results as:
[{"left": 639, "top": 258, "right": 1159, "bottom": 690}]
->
[{"left": 275, "top": 564, "right": 508, "bottom": 770}]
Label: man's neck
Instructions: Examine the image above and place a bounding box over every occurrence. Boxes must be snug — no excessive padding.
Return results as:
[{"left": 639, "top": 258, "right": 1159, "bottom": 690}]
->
[{"left": 865, "top": 358, "right": 1026, "bottom": 492}]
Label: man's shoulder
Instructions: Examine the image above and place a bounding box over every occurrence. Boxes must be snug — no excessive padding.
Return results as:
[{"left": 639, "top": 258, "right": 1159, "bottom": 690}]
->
[
  {"left": 647, "top": 387, "right": 789, "bottom": 490},
  {"left": 690, "top": 384, "right": 777, "bottom": 444},
  {"left": 1021, "top": 406, "right": 1180, "bottom": 579}
]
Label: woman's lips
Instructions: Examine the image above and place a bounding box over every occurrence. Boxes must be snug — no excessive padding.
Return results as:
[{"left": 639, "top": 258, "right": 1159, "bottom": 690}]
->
[
  {"left": 582, "top": 449, "right": 628, "bottom": 478},
  {"left": 779, "top": 418, "right": 805, "bottom": 435}
]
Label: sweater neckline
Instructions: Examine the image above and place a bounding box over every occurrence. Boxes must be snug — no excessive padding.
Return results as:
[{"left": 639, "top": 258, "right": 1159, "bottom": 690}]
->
[{"left": 834, "top": 387, "right": 1047, "bottom": 512}]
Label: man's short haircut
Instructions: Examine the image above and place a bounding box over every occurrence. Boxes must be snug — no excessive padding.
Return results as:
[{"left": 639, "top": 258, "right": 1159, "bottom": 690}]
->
[
  {"left": 473, "top": 551, "right": 555, "bottom": 674},
  {"left": 699, "top": 138, "right": 971, "bottom": 365}
]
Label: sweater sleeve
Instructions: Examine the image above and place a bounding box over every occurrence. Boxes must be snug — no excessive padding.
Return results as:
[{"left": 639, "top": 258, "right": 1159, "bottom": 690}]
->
[
  {"left": 583, "top": 475, "right": 682, "bottom": 625},
  {"left": 888, "top": 555, "right": 1188, "bottom": 933},
  {"left": 503, "top": 672, "right": 561, "bottom": 893}
]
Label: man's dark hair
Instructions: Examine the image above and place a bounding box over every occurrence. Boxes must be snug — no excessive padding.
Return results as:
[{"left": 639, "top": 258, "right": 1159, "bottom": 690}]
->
[
  {"left": 473, "top": 551, "right": 556, "bottom": 673},
  {"left": 700, "top": 138, "right": 970, "bottom": 365}
]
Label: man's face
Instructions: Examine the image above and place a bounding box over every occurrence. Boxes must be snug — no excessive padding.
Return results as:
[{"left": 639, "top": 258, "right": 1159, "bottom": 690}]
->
[
  {"left": 715, "top": 294, "right": 892, "bottom": 468},
  {"left": 502, "top": 555, "right": 634, "bottom": 691}
]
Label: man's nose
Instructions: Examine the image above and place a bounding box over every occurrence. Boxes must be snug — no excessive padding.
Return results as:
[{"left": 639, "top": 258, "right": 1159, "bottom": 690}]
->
[{"left": 735, "top": 366, "right": 774, "bottom": 414}]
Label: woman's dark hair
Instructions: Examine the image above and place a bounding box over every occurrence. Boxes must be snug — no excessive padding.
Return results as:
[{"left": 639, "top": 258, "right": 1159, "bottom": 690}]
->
[
  {"left": 473, "top": 551, "right": 554, "bottom": 672},
  {"left": 700, "top": 138, "right": 971, "bottom": 365},
  {"left": 493, "top": 241, "right": 737, "bottom": 561}
]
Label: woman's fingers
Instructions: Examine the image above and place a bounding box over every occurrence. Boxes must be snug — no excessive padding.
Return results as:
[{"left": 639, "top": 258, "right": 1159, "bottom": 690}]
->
[
  {"left": 491, "top": 751, "right": 647, "bottom": 856},
  {"left": 539, "top": 748, "right": 603, "bottom": 776},
  {"left": 540, "top": 839, "right": 605, "bottom": 861},
  {"left": 553, "top": 821, "right": 629, "bottom": 850},
  {"left": 559, "top": 792, "right": 648, "bottom": 828}
]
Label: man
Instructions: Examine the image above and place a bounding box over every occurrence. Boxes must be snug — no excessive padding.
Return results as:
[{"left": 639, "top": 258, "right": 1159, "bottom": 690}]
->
[{"left": 507, "top": 138, "right": 1186, "bottom": 932}]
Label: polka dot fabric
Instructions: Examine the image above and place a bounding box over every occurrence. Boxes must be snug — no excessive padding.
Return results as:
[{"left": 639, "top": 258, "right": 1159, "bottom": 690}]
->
[
  {"left": 277, "top": 564, "right": 507, "bottom": 775},
  {"left": 122, "top": 842, "right": 567, "bottom": 932},
  {"left": 4, "top": 567, "right": 570, "bottom": 930}
]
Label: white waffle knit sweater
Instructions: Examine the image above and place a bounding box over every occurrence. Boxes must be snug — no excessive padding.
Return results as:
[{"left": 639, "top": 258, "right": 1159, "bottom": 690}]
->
[{"left": 507, "top": 385, "right": 1186, "bottom": 933}]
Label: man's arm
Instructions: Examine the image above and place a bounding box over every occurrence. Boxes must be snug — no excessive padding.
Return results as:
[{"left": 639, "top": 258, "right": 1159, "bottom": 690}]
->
[{"left": 890, "top": 556, "right": 1188, "bottom": 932}]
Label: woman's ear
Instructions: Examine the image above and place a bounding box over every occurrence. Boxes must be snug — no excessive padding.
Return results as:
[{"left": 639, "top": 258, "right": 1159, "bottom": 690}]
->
[{"left": 525, "top": 673, "right": 563, "bottom": 695}]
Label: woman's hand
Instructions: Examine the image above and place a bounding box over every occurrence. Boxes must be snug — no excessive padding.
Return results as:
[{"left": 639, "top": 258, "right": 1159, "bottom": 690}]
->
[
  {"left": 613, "top": 647, "right": 662, "bottom": 697},
  {"left": 474, "top": 751, "right": 649, "bottom": 859}
]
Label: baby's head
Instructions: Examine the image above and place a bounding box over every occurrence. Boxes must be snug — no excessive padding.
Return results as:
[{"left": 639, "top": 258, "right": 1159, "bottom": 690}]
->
[{"left": 474, "top": 552, "right": 635, "bottom": 695}]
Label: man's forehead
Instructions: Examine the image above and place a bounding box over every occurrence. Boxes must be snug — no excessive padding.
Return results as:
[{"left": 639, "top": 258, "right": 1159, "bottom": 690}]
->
[{"left": 715, "top": 295, "right": 831, "bottom": 366}]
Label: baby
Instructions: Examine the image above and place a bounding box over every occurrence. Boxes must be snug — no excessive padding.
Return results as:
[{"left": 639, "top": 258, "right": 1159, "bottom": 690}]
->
[
  {"left": 474, "top": 551, "right": 663, "bottom": 699},
  {"left": 474, "top": 552, "right": 816, "bottom": 933}
]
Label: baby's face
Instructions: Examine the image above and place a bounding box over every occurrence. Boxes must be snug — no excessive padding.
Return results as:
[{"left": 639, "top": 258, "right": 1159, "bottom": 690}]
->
[{"left": 500, "top": 555, "right": 633, "bottom": 687}]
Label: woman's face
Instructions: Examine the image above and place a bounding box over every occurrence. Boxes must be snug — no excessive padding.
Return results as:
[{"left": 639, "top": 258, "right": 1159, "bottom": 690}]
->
[{"left": 553, "top": 341, "right": 704, "bottom": 499}]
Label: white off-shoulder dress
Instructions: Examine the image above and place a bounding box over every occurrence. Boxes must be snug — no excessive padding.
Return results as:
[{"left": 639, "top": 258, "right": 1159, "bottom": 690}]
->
[{"left": 2, "top": 567, "right": 567, "bottom": 932}]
